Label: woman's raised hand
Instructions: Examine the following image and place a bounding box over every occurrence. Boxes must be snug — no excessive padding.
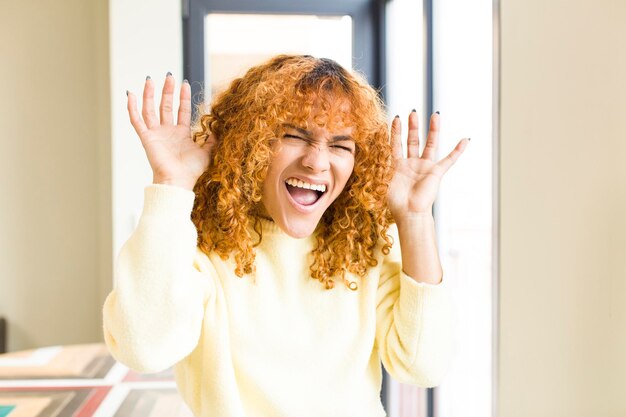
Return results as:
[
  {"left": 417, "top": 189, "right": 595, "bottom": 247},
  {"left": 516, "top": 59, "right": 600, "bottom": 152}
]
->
[
  {"left": 387, "top": 111, "right": 469, "bottom": 220},
  {"left": 127, "top": 74, "right": 213, "bottom": 191}
]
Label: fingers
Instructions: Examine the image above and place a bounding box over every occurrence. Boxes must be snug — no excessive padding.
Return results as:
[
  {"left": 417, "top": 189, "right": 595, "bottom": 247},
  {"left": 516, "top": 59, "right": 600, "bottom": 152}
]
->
[
  {"left": 127, "top": 91, "right": 148, "bottom": 137},
  {"left": 421, "top": 112, "right": 440, "bottom": 161},
  {"left": 142, "top": 77, "right": 158, "bottom": 129},
  {"left": 177, "top": 79, "right": 192, "bottom": 127},
  {"left": 160, "top": 72, "right": 175, "bottom": 125},
  {"left": 131, "top": 74, "right": 188, "bottom": 131},
  {"left": 406, "top": 110, "right": 420, "bottom": 159},
  {"left": 391, "top": 115, "right": 403, "bottom": 159},
  {"left": 437, "top": 138, "right": 470, "bottom": 174}
]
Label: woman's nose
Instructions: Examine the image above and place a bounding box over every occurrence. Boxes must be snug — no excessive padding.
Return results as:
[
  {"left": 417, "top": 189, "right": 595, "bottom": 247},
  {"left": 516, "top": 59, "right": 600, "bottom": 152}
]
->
[{"left": 301, "top": 145, "right": 330, "bottom": 172}]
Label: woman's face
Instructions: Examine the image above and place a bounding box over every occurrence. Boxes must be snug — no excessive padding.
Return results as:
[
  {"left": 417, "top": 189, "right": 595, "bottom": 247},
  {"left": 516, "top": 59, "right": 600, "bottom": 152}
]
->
[{"left": 259, "top": 104, "right": 356, "bottom": 238}]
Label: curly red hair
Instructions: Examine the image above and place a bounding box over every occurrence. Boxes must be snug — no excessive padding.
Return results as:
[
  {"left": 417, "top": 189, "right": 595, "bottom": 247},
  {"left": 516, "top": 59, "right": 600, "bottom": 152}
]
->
[{"left": 191, "top": 55, "right": 395, "bottom": 290}]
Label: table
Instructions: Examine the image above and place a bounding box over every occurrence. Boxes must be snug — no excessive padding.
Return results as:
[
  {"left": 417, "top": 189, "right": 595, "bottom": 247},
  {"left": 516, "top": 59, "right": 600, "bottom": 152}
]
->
[{"left": 0, "top": 343, "right": 193, "bottom": 417}]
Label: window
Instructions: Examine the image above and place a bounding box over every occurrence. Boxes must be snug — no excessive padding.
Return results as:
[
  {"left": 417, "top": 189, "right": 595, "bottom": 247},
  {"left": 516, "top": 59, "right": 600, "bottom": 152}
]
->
[{"left": 204, "top": 13, "right": 352, "bottom": 102}]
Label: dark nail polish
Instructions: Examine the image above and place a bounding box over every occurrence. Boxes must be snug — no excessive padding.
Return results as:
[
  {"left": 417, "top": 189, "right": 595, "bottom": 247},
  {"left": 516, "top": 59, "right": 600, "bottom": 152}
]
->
[
  {"left": 394, "top": 115, "right": 399, "bottom": 119},
  {"left": 126, "top": 90, "right": 129, "bottom": 96},
  {"left": 166, "top": 71, "right": 172, "bottom": 77},
  {"left": 468, "top": 138, "right": 471, "bottom": 141},
  {"left": 435, "top": 111, "right": 440, "bottom": 114},
  {"left": 146, "top": 75, "right": 151, "bottom": 81},
  {"left": 183, "top": 79, "right": 189, "bottom": 84},
  {"left": 411, "top": 109, "right": 416, "bottom": 113}
]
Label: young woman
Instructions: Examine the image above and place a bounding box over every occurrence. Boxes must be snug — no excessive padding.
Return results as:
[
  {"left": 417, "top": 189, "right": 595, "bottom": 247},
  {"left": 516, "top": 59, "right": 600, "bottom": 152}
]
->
[{"left": 103, "top": 55, "right": 469, "bottom": 417}]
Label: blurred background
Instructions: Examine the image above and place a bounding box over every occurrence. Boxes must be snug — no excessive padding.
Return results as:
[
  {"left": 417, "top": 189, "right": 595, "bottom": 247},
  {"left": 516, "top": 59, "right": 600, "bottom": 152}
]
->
[{"left": 0, "top": 0, "right": 624, "bottom": 416}]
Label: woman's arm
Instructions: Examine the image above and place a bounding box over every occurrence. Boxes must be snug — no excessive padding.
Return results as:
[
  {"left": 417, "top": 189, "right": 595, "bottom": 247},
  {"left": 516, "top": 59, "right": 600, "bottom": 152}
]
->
[
  {"left": 396, "top": 213, "right": 443, "bottom": 285},
  {"left": 375, "top": 111, "right": 468, "bottom": 385},
  {"left": 386, "top": 110, "right": 468, "bottom": 285},
  {"left": 103, "top": 184, "right": 214, "bottom": 373},
  {"left": 375, "top": 224, "right": 457, "bottom": 387},
  {"left": 103, "top": 74, "right": 215, "bottom": 372}
]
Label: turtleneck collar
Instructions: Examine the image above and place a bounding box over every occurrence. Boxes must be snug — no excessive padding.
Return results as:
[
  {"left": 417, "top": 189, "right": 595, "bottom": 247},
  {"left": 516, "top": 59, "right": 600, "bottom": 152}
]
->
[
  {"left": 248, "top": 216, "right": 317, "bottom": 244},
  {"left": 252, "top": 216, "right": 285, "bottom": 235}
]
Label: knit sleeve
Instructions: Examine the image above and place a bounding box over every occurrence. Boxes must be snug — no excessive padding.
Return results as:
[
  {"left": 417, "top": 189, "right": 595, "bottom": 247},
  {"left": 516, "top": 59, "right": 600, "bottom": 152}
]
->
[
  {"left": 102, "top": 184, "right": 215, "bottom": 373},
  {"left": 374, "top": 224, "right": 458, "bottom": 387}
]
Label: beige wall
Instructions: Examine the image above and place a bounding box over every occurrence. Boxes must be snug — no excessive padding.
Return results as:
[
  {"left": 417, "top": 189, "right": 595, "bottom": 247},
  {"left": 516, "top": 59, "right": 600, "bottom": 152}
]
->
[
  {"left": 0, "top": 0, "right": 184, "bottom": 353},
  {"left": 0, "top": 1, "right": 111, "bottom": 351},
  {"left": 500, "top": 0, "right": 626, "bottom": 415}
]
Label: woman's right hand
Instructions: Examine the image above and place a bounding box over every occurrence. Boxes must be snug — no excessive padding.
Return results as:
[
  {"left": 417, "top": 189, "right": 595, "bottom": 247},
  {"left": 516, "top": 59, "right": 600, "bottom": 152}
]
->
[{"left": 127, "top": 73, "right": 213, "bottom": 191}]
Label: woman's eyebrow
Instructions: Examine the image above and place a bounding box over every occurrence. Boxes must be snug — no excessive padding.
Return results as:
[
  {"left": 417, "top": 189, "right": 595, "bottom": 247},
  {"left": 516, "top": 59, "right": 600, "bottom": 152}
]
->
[
  {"left": 329, "top": 135, "right": 354, "bottom": 142},
  {"left": 283, "top": 124, "right": 312, "bottom": 137},
  {"left": 283, "top": 123, "right": 354, "bottom": 142}
]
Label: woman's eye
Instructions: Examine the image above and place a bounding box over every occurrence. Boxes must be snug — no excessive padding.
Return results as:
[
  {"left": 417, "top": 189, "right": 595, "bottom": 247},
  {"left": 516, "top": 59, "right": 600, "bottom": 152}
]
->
[
  {"left": 332, "top": 145, "right": 354, "bottom": 153},
  {"left": 283, "top": 134, "right": 354, "bottom": 153},
  {"left": 283, "top": 134, "right": 304, "bottom": 140}
]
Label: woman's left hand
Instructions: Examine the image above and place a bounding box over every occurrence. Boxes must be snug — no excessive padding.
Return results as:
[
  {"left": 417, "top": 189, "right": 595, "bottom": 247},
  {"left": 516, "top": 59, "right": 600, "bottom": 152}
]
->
[{"left": 387, "top": 111, "right": 469, "bottom": 220}]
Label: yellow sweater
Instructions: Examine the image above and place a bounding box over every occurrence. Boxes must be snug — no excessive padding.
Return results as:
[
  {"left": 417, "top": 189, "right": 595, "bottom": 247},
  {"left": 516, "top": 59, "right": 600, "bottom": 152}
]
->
[{"left": 102, "top": 184, "right": 457, "bottom": 417}]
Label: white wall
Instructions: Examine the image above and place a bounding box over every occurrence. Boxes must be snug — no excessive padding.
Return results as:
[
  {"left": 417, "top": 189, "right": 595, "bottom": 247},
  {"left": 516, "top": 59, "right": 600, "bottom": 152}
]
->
[
  {"left": 431, "top": 1, "right": 494, "bottom": 416},
  {"left": 500, "top": 0, "right": 626, "bottom": 415},
  {"left": 109, "top": 0, "right": 183, "bottom": 257},
  {"left": 0, "top": 0, "right": 111, "bottom": 351}
]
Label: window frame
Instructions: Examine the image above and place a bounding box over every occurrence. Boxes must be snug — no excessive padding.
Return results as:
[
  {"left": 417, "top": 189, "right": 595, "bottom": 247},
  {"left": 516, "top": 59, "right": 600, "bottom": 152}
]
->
[{"left": 182, "top": 0, "right": 388, "bottom": 111}]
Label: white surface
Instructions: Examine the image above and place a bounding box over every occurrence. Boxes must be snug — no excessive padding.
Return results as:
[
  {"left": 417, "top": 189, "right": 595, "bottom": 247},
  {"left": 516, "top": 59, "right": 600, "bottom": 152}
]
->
[
  {"left": 0, "top": 346, "right": 62, "bottom": 367},
  {"left": 109, "top": 0, "right": 184, "bottom": 260},
  {"left": 433, "top": 0, "right": 494, "bottom": 416}
]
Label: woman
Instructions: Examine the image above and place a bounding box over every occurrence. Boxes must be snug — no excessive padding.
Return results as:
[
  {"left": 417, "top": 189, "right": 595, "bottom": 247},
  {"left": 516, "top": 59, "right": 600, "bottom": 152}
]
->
[{"left": 103, "top": 54, "right": 469, "bottom": 417}]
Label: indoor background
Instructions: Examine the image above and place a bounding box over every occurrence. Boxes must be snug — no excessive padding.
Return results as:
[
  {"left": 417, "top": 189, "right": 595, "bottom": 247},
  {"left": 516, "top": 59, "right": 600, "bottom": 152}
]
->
[{"left": 0, "top": 0, "right": 624, "bottom": 416}]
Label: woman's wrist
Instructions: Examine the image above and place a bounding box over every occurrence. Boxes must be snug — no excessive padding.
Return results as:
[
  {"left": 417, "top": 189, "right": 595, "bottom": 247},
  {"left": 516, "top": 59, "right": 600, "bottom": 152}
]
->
[
  {"left": 394, "top": 210, "right": 435, "bottom": 229},
  {"left": 152, "top": 176, "right": 196, "bottom": 191}
]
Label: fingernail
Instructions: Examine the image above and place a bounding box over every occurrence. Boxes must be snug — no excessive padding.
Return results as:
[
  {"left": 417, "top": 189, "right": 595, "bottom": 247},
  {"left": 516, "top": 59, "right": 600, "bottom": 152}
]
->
[
  {"left": 126, "top": 90, "right": 129, "bottom": 97},
  {"left": 468, "top": 138, "right": 471, "bottom": 141},
  {"left": 183, "top": 79, "right": 189, "bottom": 84},
  {"left": 394, "top": 115, "right": 399, "bottom": 119},
  {"left": 146, "top": 75, "right": 151, "bottom": 81},
  {"left": 411, "top": 109, "right": 416, "bottom": 113},
  {"left": 166, "top": 71, "right": 172, "bottom": 77},
  {"left": 435, "top": 111, "right": 440, "bottom": 114}
]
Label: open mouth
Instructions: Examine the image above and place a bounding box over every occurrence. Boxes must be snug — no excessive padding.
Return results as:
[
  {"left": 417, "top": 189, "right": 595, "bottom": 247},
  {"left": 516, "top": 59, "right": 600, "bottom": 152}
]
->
[{"left": 284, "top": 178, "right": 327, "bottom": 207}]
